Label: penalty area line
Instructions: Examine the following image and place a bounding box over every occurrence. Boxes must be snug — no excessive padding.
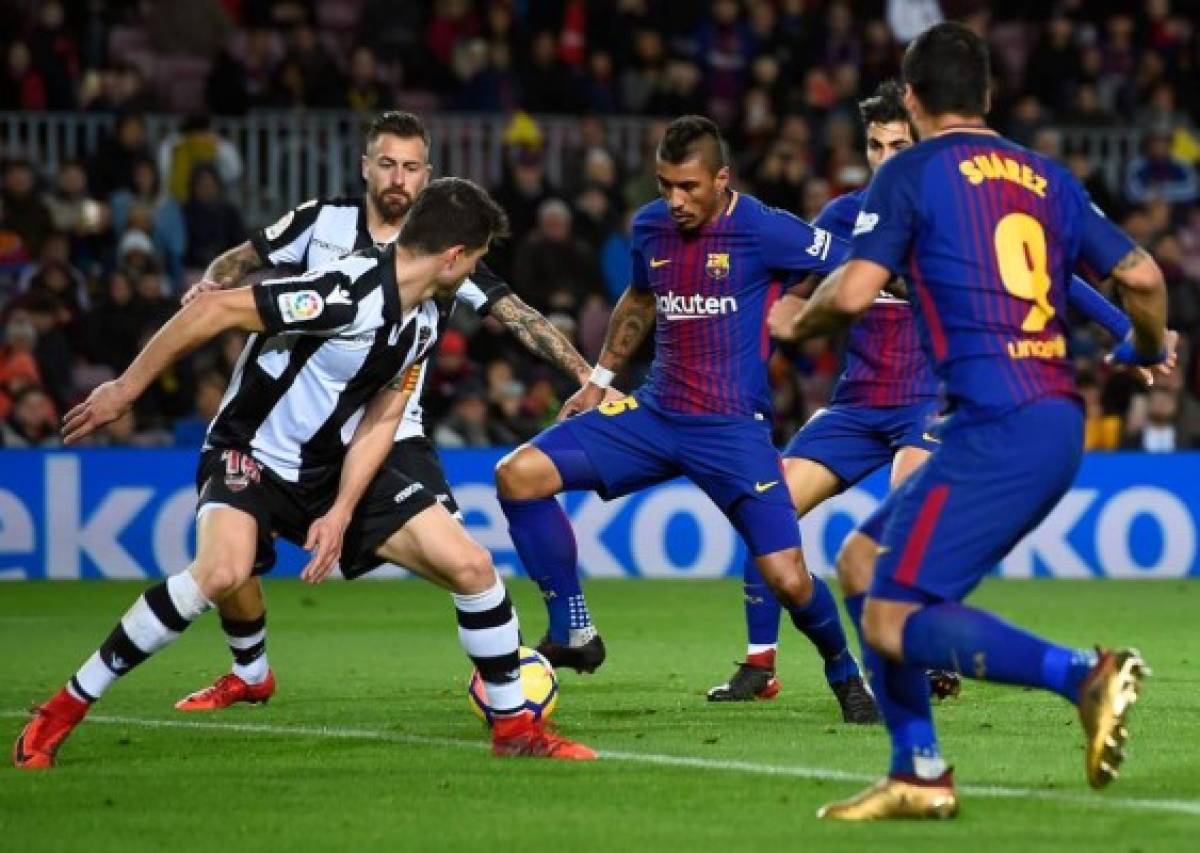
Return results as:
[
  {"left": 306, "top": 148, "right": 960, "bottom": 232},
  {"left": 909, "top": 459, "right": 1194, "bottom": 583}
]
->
[{"left": 3, "top": 710, "right": 1198, "bottom": 818}]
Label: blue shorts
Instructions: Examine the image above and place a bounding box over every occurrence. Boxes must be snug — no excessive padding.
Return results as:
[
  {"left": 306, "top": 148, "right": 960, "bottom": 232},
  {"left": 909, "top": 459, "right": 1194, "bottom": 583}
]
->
[
  {"left": 869, "top": 397, "right": 1083, "bottom": 604},
  {"left": 783, "top": 401, "right": 941, "bottom": 486},
  {"left": 532, "top": 396, "right": 798, "bottom": 557}
]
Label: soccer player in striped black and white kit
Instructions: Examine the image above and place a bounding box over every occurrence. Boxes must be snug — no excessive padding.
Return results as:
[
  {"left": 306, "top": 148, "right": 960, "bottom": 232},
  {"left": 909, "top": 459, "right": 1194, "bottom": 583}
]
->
[
  {"left": 173, "top": 112, "right": 595, "bottom": 711},
  {"left": 14, "top": 178, "right": 596, "bottom": 768}
]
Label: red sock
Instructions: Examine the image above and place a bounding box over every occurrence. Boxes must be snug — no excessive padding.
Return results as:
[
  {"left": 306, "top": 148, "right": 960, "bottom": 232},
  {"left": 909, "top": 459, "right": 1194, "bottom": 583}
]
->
[{"left": 746, "top": 649, "right": 776, "bottom": 670}]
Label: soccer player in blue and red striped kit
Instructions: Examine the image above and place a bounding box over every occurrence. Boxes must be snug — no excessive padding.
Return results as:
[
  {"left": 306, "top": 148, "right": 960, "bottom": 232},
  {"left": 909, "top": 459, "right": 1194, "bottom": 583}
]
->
[
  {"left": 495, "top": 116, "right": 879, "bottom": 723},
  {"left": 778, "top": 23, "right": 1169, "bottom": 818},
  {"left": 708, "top": 80, "right": 1140, "bottom": 707}
]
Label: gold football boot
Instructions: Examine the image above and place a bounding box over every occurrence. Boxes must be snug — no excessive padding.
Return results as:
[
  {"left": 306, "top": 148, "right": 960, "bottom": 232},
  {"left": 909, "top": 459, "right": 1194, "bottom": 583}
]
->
[
  {"left": 1078, "top": 648, "right": 1149, "bottom": 789},
  {"left": 817, "top": 775, "right": 958, "bottom": 821}
]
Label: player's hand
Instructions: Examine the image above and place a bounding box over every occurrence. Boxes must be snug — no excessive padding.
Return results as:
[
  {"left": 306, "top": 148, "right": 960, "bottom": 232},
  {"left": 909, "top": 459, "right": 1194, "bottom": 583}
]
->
[
  {"left": 558, "top": 382, "right": 606, "bottom": 421},
  {"left": 767, "top": 294, "right": 806, "bottom": 341},
  {"left": 181, "top": 278, "right": 224, "bottom": 307},
  {"left": 1106, "top": 329, "right": 1179, "bottom": 387},
  {"left": 600, "top": 387, "right": 625, "bottom": 405},
  {"left": 300, "top": 508, "right": 351, "bottom": 584},
  {"left": 62, "top": 379, "right": 134, "bottom": 444}
]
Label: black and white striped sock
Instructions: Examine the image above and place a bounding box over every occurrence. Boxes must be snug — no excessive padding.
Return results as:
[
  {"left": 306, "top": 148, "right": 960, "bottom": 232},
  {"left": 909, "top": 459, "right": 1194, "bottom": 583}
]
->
[
  {"left": 67, "top": 572, "right": 213, "bottom": 703},
  {"left": 453, "top": 577, "right": 524, "bottom": 715},
  {"left": 222, "top": 614, "right": 269, "bottom": 685}
]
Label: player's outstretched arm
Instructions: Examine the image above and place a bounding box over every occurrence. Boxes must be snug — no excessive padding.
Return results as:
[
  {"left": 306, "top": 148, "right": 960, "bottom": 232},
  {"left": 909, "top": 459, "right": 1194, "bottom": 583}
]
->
[
  {"left": 488, "top": 293, "right": 592, "bottom": 386},
  {"left": 1107, "top": 247, "right": 1168, "bottom": 358},
  {"left": 182, "top": 241, "right": 268, "bottom": 306},
  {"left": 300, "top": 371, "right": 416, "bottom": 584},
  {"left": 62, "top": 288, "right": 266, "bottom": 444},
  {"left": 558, "top": 286, "right": 655, "bottom": 420},
  {"left": 776, "top": 260, "right": 890, "bottom": 343}
]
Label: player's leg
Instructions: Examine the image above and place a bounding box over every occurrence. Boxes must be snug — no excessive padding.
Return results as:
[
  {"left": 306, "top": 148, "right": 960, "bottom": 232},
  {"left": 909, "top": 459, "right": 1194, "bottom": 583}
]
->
[
  {"left": 820, "top": 400, "right": 1145, "bottom": 819},
  {"left": 495, "top": 399, "right": 676, "bottom": 672},
  {"left": 14, "top": 505, "right": 258, "bottom": 768},
  {"left": 369, "top": 500, "right": 594, "bottom": 760},
  {"left": 175, "top": 577, "right": 276, "bottom": 711},
  {"left": 708, "top": 457, "right": 840, "bottom": 702}
]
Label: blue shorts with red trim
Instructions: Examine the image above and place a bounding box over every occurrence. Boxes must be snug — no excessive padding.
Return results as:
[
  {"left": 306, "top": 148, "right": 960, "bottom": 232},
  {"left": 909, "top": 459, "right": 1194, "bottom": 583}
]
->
[
  {"left": 783, "top": 400, "right": 942, "bottom": 486},
  {"left": 870, "top": 397, "right": 1083, "bottom": 603},
  {"left": 531, "top": 395, "right": 799, "bottom": 556}
]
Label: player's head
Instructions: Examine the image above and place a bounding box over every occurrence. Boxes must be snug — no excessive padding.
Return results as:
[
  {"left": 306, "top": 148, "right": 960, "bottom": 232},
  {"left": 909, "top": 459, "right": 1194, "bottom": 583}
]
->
[
  {"left": 398, "top": 177, "right": 509, "bottom": 288},
  {"left": 901, "top": 22, "right": 990, "bottom": 132},
  {"left": 362, "top": 111, "right": 433, "bottom": 224},
  {"left": 655, "top": 115, "right": 730, "bottom": 232},
  {"left": 859, "top": 80, "right": 916, "bottom": 174}
]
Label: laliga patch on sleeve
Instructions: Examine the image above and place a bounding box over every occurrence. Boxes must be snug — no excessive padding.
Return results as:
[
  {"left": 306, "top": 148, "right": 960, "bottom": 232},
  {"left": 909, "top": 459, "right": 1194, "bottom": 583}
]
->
[
  {"left": 278, "top": 290, "right": 324, "bottom": 324},
  {"left": 853, "top": 211, "right": 880, "bottom": 236},
  {"left": 264, "top": 210, "right": 295, "bottom": 242}
]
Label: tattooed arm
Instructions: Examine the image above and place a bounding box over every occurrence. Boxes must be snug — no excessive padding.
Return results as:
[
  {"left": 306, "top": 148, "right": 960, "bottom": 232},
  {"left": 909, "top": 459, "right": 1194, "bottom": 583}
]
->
[
  {"left": 488, "top": 293, "right": 591, "bottom": 385},
  {"left": 558, "top": 287, "right": 656, "bottom": 419},
  {"left": 1105, "top": 246, "right": 1167, "bottom": 358},
  {"left": 182, "top": 242, "right": 269, "bottom": 305}
]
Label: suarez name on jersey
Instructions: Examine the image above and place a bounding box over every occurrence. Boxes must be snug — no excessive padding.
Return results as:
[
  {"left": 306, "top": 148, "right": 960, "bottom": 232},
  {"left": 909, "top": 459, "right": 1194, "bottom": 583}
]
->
[
  {"left": 630, "top": 191, "right": 847, "bottom": 418},
  {"left": 812, "top": 189, "right": 939, "bottom": 409},
  {"left": 849, "top": 131, "right": 1135, "bottom": 416}
]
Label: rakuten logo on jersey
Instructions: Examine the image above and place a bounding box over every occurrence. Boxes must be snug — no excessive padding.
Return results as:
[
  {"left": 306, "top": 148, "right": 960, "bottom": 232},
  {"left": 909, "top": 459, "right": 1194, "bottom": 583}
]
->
[{"left": 656, "top": 292, "right": 738, "bottom": 320}]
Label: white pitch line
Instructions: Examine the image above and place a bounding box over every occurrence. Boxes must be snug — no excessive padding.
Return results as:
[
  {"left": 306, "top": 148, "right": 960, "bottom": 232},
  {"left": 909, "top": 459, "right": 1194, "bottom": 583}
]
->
[{"left": 4, "top": 711, "right": 1198, "bottom": 818}]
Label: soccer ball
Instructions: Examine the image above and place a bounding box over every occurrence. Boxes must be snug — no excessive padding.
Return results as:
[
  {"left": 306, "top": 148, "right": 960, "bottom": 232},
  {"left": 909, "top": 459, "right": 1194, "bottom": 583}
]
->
[{"left": 468, "top": 646, "right": 559, "bottom": 725}]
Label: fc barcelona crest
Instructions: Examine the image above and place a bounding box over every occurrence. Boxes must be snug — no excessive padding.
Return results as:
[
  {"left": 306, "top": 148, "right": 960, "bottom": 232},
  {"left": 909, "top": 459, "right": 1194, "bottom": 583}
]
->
[{"left": 705, "top": 252, "right": 730, "bottom": 280}]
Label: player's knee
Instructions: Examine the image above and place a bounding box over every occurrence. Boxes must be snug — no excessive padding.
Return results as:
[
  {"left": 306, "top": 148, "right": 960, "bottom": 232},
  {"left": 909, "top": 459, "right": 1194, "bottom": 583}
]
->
[
  {"left": 190, "top": 558, "right": 251, "bottom": 602},
  {"left": 762, "top": 557, "right": 814, "bottom": 608},
  {"left": 836, "top": 535, "right": 874, "bottom": 596},
  {"left": 494, "top": 446, "right": 546, "bottom": 500},
  {"left": 862, "top": 601, "right": 904, "bottom": 660},
  {"left": 448, "top": 542, "right": 497, "bottom": 594}
]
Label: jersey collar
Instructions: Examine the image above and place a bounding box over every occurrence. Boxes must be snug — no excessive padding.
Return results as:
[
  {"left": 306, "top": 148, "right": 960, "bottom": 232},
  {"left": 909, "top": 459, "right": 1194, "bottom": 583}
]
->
[{"left": 377, "top": 243, "right": 403, "bottom": 323}]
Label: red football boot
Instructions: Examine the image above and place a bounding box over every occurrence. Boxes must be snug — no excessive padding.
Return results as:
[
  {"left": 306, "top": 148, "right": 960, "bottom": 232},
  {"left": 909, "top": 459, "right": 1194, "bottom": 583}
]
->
[
  {"left": 174, "top": 671, "right": 276, "bottom": 711},
  {"left": 492, "top": 711, "right": 597, "bottom": 760},
  {"left": 13, "top": 688, "right": 89, "bottom": 769}
]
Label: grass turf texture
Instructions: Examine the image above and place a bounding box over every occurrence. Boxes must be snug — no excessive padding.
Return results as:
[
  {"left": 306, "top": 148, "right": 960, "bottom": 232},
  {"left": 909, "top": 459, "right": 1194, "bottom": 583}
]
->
[{"left": 1, "top": 579, "right": 1196, "bottom": 852}]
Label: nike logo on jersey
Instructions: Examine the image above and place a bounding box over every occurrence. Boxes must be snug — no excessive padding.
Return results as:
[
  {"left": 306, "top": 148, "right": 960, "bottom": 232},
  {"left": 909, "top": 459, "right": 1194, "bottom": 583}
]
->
[
  {"left": 922, "top": 432, "right": 941, "bottom": 444},
  {"left": 650, "top": 258, "right": 672, "bottom": 268},
  {"left": 754, "top": 480, "right": 779, "bottom": 493},
  {"left": 326, "top": 287, "right": 352, "bottom": 305}
]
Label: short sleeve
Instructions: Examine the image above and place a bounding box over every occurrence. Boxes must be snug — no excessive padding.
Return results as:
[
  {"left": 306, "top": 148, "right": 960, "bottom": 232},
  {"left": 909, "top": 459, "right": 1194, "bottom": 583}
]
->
[
  {"left": 253, "top": 267, "right": 360, "bottom": 334},
  {"left": 812, "top": 195, "right": 853, "bottom": 237},
  {"left": 251, "top": 199, "right": 321, "bottom": 266},
  {"left": 455, "top": 260, "right": 513, "bottom": 315},
  {"left": 755, "top": 205, "right": 850, "bottom": 275},
  {"left": 629, "top": 242, "right": 650, "bottom": 292},
  {"left": 1075, "top": 188, "right": 1136, "bottom": 279},
  {"left": 849, "top": 157, "right": 917, "bottom": 275}
]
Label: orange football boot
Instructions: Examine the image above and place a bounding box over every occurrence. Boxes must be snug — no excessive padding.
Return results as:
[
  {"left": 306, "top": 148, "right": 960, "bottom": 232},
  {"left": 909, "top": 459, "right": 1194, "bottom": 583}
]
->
[
  {"left": 174, "top": 671, "right": 276, "bottom": 711},
  {"left": 492, "top": 711, "right": 597, "bottom": 760},
  {"left": 13, "top": 688, "right": 89, "bottom": 769}
]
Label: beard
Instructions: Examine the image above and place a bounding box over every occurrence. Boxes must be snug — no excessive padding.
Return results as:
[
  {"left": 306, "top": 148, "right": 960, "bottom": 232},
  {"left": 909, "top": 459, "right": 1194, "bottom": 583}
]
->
[{"left": 372, "top": 188, "right": 412, "bottom": 224}]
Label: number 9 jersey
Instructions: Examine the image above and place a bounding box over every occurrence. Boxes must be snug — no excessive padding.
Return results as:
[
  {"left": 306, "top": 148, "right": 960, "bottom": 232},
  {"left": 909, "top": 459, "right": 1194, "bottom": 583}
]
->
[{"left": 849, "top": 130, "right": 1135, "bottom": 418}]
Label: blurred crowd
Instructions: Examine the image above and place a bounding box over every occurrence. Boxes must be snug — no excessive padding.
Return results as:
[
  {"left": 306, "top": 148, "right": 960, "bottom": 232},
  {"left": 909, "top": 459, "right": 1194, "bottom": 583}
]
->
[{"left": 1, "top": 0, "right": 1200, "bottom": 451}]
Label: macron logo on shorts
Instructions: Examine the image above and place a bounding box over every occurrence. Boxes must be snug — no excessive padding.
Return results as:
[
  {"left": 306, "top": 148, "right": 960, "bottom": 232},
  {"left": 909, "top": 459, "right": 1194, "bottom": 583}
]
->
[
  {"left": 394, "top": 483, "right": 422, "bottom": 504},
  {"left": 656, "top": 291, "right": 738, "bottom": 320}
]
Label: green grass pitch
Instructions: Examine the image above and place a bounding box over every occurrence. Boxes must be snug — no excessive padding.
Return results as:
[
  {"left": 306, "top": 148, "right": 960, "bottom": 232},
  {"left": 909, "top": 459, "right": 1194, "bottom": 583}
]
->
[{"left": 1, "top": 579, "right": 1197, "bottom": 852}]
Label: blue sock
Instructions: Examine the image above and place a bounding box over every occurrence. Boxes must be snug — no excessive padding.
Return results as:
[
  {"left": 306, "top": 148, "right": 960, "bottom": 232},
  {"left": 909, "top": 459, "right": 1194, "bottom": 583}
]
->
[
  {"left": 742, "top": 553, "right": 782, "bottom": 651},
  {"left": 784, "top": 573, "right": 859, "bottom": 684},
  {"left": 843, "top": 592, "right": 868, "bottom": 658},
  {"left": 499, "top": 497, "right": 590, "bottom": 645},
  {"left": 863, "top": 642, "right": 944, "bottom": 779},
  {"left": 902, "top": 602, "right": 1096, "bottom": 703}
]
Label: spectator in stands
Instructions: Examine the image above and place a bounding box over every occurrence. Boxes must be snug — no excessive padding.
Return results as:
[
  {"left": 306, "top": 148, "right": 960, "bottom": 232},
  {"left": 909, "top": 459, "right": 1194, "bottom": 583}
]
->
[
  {"left": 159, "top": 113, "right": 243, "bottom": 202},
  {"left": 0, "top": 311, "right": 41, "bottom": 420},
  {"left": 490, "top": 142, "right": 555, "bottom": 274},
  {"left": 0, "top": 43, "right": 47, "bottom": 110},
  {"left": 84, "top": 270, "right": 142, "bottom": 374},
  {"left": 512, "top": 198, "right": 604, "bottom": 315},
  {"left": 284, "top": 20, "right": 341, "bottom": 108},
  {"left": 1126, "top": 130, "right": 1200, "bottom": 206},
  {"left": 110, "top": 157, "right": 187, "bottom": 287},
  {"left": 43, "top": 161, "right": 110, "bottom": 264},
  {"left": 172, "top": 369, "right": 227, "bottom": 446},
  {"left": 1123, "top": 387, "right": 1182, "bottom": 452},
  {"left": 1025, "top": 14, "right": 1081, "bottom": 113},
  {"left": 27, "top": 1, "right": 79, "bottom": 110},
  {"left": 1079, "top": 371, "right": 1121, "bottom": 451},
  {"left": 182, "top": 165, "right": 246, "bottom": 271},
  {"left": 89, "top": 113, "right": 154, "bottom": 197},
  {"left": 206, "top": 27, "right": 278, "bottom": 115},
  {"left": 146, "top": 0, "right": 234, "bottom": 59},
  {"left": 344, "top": 46, "right": 390, "bottom": 114},
  {"left": 423, "top": 329, "right": 477, "bottom": 429},
  {"left": 433, "top": 381, "right": 492, "bottom": 448},
  {"left": 1, "top": 161, "right": 54, "bottom": 257},
  {"left": 488, "top": 377, "right": 540, "bottom": 445},
  {"left": 0, "top": 384, "right": 59, "bottom": 448}
]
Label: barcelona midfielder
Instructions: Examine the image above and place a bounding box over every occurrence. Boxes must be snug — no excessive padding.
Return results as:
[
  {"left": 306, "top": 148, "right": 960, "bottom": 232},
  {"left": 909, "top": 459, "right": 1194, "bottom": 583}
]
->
[
  {"left": 779, "top": 23, "right": 1169, "bottom": 818},
  {"left": 495, "top": 116, "right": 879, "bottom": 723},
  {"left": 710, "top": 80, "right": 1141, "bottom": 706}
]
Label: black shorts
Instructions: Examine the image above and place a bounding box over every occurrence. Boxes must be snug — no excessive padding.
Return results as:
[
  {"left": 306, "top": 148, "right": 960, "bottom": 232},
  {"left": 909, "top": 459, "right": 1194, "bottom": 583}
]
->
[
  {"left": 388, "top": 436, "right": 461, "bottom": 517},
  {"left": 195, "top": 448, "right": 438, "bottom": 578}
]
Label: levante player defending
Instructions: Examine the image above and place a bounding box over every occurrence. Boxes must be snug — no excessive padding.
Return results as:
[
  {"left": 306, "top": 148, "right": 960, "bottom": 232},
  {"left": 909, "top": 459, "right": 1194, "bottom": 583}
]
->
[
  {"left": 779, "top": 24, "right": 1169, "bottom": 818},
  {"left": 14, "top": 179, "right": 595, "bottom": 768},
  {"left": 495, "top": 116, "right": 880, "bottom": 724},
  {"left": 709, "top": 80, "right": 1142, "bottom": 705}
]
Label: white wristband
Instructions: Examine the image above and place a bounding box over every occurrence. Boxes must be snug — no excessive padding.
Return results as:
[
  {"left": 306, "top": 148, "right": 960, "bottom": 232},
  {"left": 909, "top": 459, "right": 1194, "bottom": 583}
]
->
[{"left": 589, "top": 365, "right": 614, "bottom": 389}]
